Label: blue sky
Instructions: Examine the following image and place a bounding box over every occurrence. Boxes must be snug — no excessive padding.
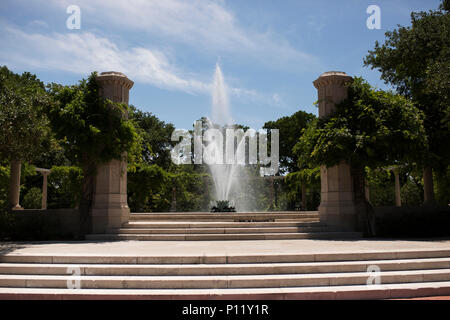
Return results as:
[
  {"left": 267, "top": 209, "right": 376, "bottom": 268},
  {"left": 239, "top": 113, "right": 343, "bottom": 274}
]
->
[{"left": 0, "top": 0, "right": 442, "bottom": 130}]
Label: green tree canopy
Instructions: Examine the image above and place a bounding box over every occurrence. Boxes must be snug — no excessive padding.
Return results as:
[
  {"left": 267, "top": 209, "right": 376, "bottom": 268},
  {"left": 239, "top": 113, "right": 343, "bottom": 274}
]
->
[
  {"left": 364, "top": 1, "right": 450, "bottom": 169},
  {"left": 0, "top": 66, "right": 52, "bottom": 162},
  {"left": 129, "top": 106, "right": 175, "bottom": 169},
  {"left": 294, "top": 77, "right": 427, "bottom": 170},
  {"left": 46, "top": 72, "right": 141, "bottom": 171},
  {"left": 264, "top": 110, "right": 316, "bottom": 174}
]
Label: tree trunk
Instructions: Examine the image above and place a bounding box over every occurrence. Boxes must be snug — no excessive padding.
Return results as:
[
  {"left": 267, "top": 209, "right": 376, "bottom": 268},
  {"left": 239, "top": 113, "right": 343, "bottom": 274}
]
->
[
  {"left": 351, "top": 166, "right": 375, "bottom": 236},
  {"left": 423, "top": 166, "right": 435, "bottom": 204}
]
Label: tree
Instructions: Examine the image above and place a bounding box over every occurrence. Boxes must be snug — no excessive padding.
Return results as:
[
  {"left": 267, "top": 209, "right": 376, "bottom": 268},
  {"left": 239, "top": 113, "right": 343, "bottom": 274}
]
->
[
  {"left": 264, "top": 110, "right": 316, "bottom": 174},
  {"left": 296, "top": 78, "right": 426, "bottom": 170},
  {"left": 0, "top": 66, "right": 52, "bottom": 162},
  {"left": 364, "top": 1, "right": 450, "bottom": 202},
  {"left": 46, "top": 72, "right": 140, "bottom": 231},
  {"left": 129, "top": 106, "right": 175, "bottom": 169},
  {"left": 0, "top": 66, "right": 53, "bottom": 209},
  {"left": 294, "top": 78, "right": 427, "bottom": 233}
]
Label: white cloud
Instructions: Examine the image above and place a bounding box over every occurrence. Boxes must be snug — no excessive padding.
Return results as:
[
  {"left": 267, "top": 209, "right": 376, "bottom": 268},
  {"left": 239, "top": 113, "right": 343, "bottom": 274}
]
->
[
  {"left": 28, "top": 20, "right": 49, "bottom": 29},
  {"left": 0, "top": 25, "right": 283, "bottom": 105},
  {"left": 47, "top": 0, "right": 320, "bottom": 71},
  {"left": 0, "top": 26, "right": 209, "bottom": 93}
]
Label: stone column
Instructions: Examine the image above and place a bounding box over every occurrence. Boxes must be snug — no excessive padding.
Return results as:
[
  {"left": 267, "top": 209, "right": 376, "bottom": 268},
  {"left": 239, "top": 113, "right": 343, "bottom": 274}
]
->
[
  {"left": 9, "top": 159, "right": 23, "bottom": 210},
  {"left": 170, "top": 186, "right": 177, "bottom": 212},
  {"left": 364, "top": 179, "right": 370, "bottom": 202},
  {"left": 393, "top": 168, "right": 401, "bottom": 207},
  {"left": 42, "top": 173, "right": 48, "bottom": 210},
  {"left": 91, "top": 72, "right": 134, "bottom": 233},
  {"left": 313, "top": 71, "right": 357, "bottom": 231},
  {"left": 36, "top": 168, "right": 51, "bottom": 210}
]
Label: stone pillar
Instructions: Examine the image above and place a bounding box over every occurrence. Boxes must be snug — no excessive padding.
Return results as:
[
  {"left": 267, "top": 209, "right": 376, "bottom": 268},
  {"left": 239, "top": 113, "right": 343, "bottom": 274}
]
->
[
  {"left": 36, "top": 168, "right": 51, "bottom": 210},
  {"left": 313, "top": 71, "right": 357, "bottom": 231},
  {"left": 170, "top": 186, "right": 177, "bottom": 212},
  {"left": 42, "top": 173, "right": 48, "bottom": 210},
  {"left": 91, "top": 72, "right": 134, "bottom": 233},
  {"left": 364, "top": 179, "right": 370, "bottom": 203},
  {"left": 9, "top": 159, "right": 23, "bottom": 210},
  {"left": 393, "top": 168, "right": 401, "bottom": 207}
]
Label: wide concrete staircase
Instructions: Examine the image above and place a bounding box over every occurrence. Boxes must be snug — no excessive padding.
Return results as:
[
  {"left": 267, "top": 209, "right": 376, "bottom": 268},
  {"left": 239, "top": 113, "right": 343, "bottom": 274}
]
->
[
  {"left": 85, "top": 211, "right": 362, "bottom": 241},
  {"left": 1, "top": 249, "right": 450, "bottom": 299}
]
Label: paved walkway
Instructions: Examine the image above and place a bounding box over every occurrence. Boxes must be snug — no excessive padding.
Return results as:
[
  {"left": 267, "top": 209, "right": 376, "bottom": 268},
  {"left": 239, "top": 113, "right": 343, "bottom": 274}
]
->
[{"left": 1, "top": 238, "right": 450, "bottom": 256}]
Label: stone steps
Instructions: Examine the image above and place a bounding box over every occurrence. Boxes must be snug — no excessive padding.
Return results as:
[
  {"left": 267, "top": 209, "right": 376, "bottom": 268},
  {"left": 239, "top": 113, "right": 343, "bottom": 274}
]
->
[
  {"left": 2, "top": 269, "right": 450, "bottom": 289},
  {"left": 85, "top": 211, "right": 348, "bottom": 241},
  {"left": 1, "top": 257, "right": 450, "bottom": 276},
  {"left": 123, "top": 221, "right": 322, "bottom": 228},
  {"left": 130, "top": 212, "right": 319, "bottom": 221},
  {"left": 85, "top": 232, "right": 361, "bottom": 241},
  {"left": 113, "top": 226, "right": 329, "bottom": 234},
  {"left": 2, "top": 282, "right": 450, "bottom": 300},
  {"left": 1, "top": 249, "right": 450, "bottom": 299}
]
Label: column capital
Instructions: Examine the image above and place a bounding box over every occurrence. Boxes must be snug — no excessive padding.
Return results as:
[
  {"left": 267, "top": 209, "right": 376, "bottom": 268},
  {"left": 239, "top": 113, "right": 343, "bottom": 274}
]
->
[
  {"left": 313, "top": 71, "right": 352, "bottom": 89},
  {"left": 96, "top": 71, "right": 134, "bottom": 90}
]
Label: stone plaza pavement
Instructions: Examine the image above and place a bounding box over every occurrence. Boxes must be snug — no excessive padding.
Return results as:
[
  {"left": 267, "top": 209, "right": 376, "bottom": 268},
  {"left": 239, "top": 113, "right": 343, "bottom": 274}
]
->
[
  {"left": 2, "top": 238, "right": 450, "bottom": 300},
  {"left": 2, "top": 238, "right": 450, "bottom": 256}
]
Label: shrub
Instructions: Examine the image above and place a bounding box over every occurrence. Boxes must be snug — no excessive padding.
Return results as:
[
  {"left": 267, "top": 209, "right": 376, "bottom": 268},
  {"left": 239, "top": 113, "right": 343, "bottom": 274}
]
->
[
  {"left": 373, "top": 205, "right": 450, "bottom": 237},
  {"left": 47, "top": 166, "right": 83, "bottom": 209},
  {"left": 0, "top": 164, "right": 9, "bottom": 209},
  {"left": 22, "top": 187, "right": 42, "bottom": 209}
]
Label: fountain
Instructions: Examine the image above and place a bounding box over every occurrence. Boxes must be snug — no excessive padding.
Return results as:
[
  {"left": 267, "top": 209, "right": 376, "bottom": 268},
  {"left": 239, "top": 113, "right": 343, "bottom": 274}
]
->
[{"left": 207, "top": 64, "right": 249, "bottom": 212}]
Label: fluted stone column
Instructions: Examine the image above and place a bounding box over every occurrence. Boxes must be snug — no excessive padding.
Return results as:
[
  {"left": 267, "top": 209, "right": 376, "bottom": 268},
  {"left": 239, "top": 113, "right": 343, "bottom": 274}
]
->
[
  {"left": 36, "top": 168, "right": 51, "bottom": 210},
  {"left": 91, "top": 72, "right": 134, "bottom": 233},
  {"left": 393, "top": 168, "right": 401, "bottom": 207},
  {"left": 9, "top": 159, "right": 23, "bottom": 210},
  {"left": 313, "top": 71, "right": 357, "bottom": 231}
]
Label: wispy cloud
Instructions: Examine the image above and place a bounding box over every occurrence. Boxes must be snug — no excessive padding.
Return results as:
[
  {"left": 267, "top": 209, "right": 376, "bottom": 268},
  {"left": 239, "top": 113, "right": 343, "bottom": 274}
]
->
[
  {"left": 1, "top": 0, "right": 314, "bottom": 106},
  {"left": 46, "top": 0, "right": 321, "bottom": 71},
  {"left": 0, "top": 25, "right": 285, "bottom": 107},
  {"left": 0, "top": 26, "right": 209, "bottom": 93}
]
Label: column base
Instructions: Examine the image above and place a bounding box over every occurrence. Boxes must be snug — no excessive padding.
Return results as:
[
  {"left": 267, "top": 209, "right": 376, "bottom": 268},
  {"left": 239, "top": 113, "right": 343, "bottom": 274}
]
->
[
  {"left": 319, "top": 201, "right": 358, "bottom": 231},
  {"left": 91, "top": 205, "right": 130, "bottom": 234},
  {"left": 11, "top": 205, "right": 24, "bottom": 211}
]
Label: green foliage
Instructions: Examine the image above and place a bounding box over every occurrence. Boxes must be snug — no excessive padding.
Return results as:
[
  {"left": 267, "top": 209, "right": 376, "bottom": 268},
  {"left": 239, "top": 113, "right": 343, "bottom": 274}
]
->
[
  {"left": 295, "top": 77, "right": 426, "bottom": 169},
  {"left": 46, "top": 72, "right": 141, "bottom": 170},
  {"left": 127, "top": 164, "right": 168, "bottom": 212},
  {"left": 366, "top": 167, "right": 424, "bottom": 207},
  {"left": 0, "top": 164, "right": 9, "bottom": 209},
  {"left": 400, "top": 179, "right": 423, "bottom": 206},
  {"left": 168, "top": 167, "right": 209, "bottom": 212},
  {"left": 47, "top": 166, "right": 83, "bottom": 209},
  {"left": 210, "top": 200, "right": 236, "bottom": 212},
  {"left": 285, "top": 168, "right": 320, "bottom": 210},
  {"left": 366, "top": 169, "right": 395, "bottom": 206},
  {"left": 127, "top": 163, "right": 210, "bottom": 212},
  {"left": 129, "top": 106, "right": 175, "bottom": 169},
  {"left": 264, "top": 110, "right": 316, "bottom": 173},
  {"left": 0, "top": 66, "right": 53, "bottom": 162},
  {"left": 22, "top": 187, "right": 42, "bottom": 209},
  {"left": 364, "top": 3, "right": 450, "bottom": 167}
]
